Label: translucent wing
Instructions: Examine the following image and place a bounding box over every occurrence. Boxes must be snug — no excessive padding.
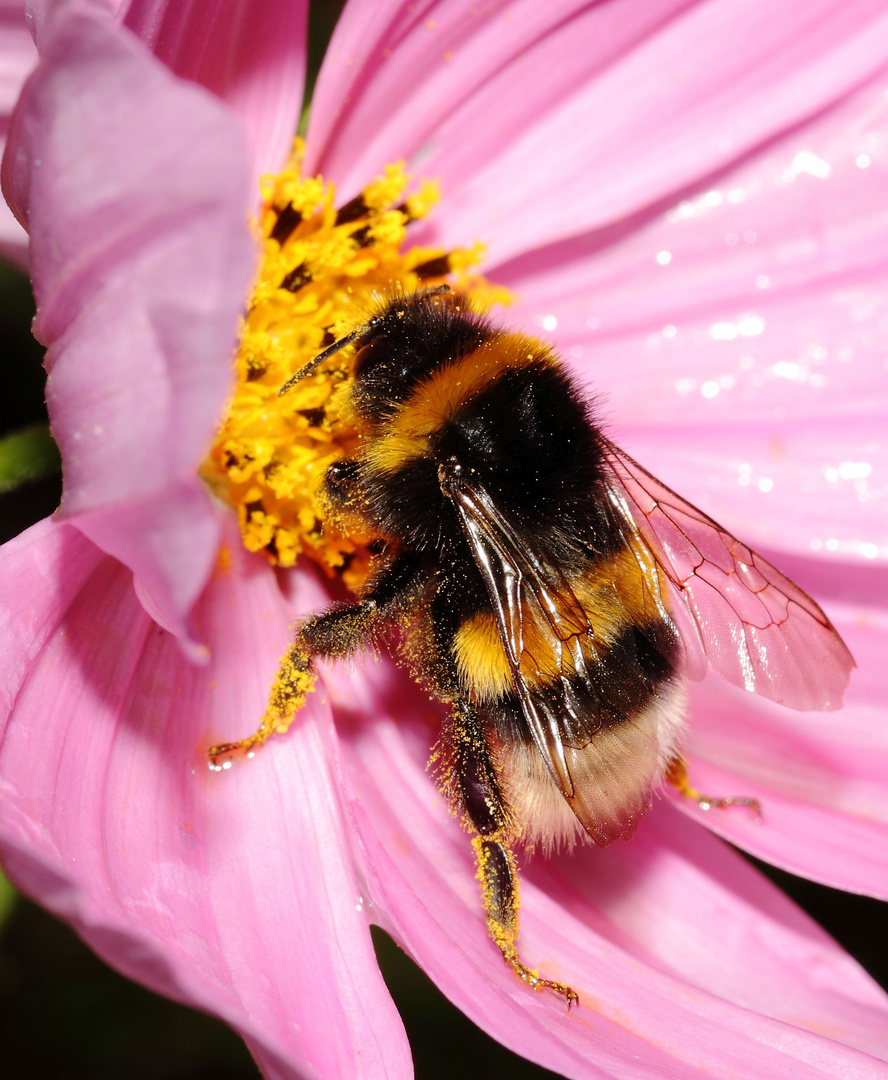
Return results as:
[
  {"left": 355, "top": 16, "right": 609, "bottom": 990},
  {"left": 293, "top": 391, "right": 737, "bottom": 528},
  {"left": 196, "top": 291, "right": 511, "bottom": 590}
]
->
[
  {"left": 447, "top": 472, "right": 664, "bottom": 845},
  {"left": 601, "top": 439, "right": 855, "bottom": 711}
]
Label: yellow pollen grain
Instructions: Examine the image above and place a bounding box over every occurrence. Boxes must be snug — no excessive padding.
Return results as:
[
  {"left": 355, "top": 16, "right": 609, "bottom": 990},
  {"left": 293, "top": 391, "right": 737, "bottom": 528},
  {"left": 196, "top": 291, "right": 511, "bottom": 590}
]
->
[
  {"left": 362, "top": 162, "right": 409, "bottom": 211},
  {"left": 404, "top": 179, "right": 439, "bottom": 220},
  {"left": 202, "top": 139, "right": 502, "bottom": 589}
]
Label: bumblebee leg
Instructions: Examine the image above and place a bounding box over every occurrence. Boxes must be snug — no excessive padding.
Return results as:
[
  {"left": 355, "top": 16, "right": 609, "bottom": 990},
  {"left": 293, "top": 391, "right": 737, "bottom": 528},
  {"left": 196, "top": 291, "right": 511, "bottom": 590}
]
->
[
  {"left": 208, "top": 550, "right": 423, "bottom": 766},
  {"left": 473, "top": 835, "right": 578, "bottom": 1006},
  {"left": 450, "top": 699, "right": 578, "bottom": 1006},
  {"left": 298, "top": 548, "right": 424, "bottom": 657},
  {"left": 666, "top": 756, "right": 762, "bottom": 820},
  {"left": 208, "top": 640, "right": 315, "bottom": 765}
]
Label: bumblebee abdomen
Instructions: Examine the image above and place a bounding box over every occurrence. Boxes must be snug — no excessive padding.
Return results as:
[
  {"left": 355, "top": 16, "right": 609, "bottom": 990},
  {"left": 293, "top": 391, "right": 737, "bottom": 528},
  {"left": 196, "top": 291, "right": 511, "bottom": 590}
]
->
[{"left": 452, "top": 549, "right": 677, "bottom": 708}]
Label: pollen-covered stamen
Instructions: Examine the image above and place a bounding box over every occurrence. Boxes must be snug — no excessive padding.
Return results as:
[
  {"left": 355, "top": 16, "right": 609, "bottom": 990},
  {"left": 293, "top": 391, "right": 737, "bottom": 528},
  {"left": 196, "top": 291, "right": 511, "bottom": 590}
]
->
[{"left": 201, "top": 140, "right": 507, "bottom": 590}]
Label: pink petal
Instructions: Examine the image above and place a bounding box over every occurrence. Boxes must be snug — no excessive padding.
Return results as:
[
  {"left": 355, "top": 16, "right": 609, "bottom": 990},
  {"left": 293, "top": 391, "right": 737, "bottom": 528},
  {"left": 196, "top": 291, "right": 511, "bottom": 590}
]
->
[
  {"left": 0, "top": 0, "right": 35, "bottom": 262},
  {"left": 308, "top": 0, "right": 693, "bottom": 198},
  {"left": 311, "top": 0, "right": 888, "bottom": 265},
  {"left": 122, "top": 0, "right": 308, "bottom": 185},
  {"left": 0, "top": 517, "right": 411, "bottom": 1080},
  {"left": 500, "top": 73, "right": 888, "bottom": 425},
  {"left": 676, "top": 602, "right": 888, "bottom": 898},
  {"left": 335, "top": 664, "right": 888, "bottom": 1077},
  {"left": 0, "top": 2, "right": 36, "bottom": 123},
  {"left": 676, "top": 754, "right": 888, "bottom": 902},
  {"left": 2, "top": 2, "right": 255, "bottom": 636},
  {"left": 72, "top": 478, "right": 222, "bottom": 652}
]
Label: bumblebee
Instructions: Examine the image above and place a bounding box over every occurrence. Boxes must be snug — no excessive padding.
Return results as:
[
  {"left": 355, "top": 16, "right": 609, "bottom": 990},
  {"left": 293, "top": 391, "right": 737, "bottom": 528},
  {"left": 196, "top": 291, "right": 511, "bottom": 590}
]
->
[{"left": 213, "top": 287, "right": 854, "bottom": 1003}]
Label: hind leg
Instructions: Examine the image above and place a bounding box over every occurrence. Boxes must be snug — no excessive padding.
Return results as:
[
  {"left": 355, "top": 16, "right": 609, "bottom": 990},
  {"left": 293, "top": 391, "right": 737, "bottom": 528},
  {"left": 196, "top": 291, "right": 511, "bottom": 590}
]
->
[
  {"left": 448, "top": 697, "right": 578, "bottom": 1006},
  {"left": 666, "top": 757, "right": 762, "bottom": 819}
]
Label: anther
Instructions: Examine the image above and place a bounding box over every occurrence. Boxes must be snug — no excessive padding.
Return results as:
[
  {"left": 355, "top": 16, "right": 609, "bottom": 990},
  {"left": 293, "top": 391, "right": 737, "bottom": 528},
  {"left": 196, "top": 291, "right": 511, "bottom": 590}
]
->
[
  {"left": 280, "top": 264, "right": 313, "bottom": 293},
  {"left": 414, "top": 254, "right": 453, "bottom": 280},
  {"left": 334, "top": 194, "right": 369, "bottom": 226},
  {"left": 269, "top": 203, "right": 303, "bottom": 245}
]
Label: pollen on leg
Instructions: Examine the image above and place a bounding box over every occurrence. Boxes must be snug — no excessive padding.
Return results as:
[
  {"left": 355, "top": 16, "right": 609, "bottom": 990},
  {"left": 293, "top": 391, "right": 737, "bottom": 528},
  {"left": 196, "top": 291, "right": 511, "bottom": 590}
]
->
[
  {"left": 473, "top": 834, "right": 579, "bottom": 1007},
  {"left": 208, "top": 641, "right": 316, "bottom": 767},
  {"left": 201, "top": 139, "right": 505, "bottom": 591}
]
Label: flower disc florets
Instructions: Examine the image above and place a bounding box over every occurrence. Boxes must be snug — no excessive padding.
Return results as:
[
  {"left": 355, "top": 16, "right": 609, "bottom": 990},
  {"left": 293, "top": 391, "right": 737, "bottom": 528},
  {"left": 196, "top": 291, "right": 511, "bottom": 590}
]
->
[{"left": 203, "top": 141, "right": 506, "bottom": 591}]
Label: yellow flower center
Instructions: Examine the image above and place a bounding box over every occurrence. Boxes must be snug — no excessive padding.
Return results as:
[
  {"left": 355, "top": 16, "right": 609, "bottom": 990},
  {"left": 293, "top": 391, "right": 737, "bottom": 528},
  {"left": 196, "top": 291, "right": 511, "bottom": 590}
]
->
[{"left": 202, "top": 140, "right": 507, "bottom": 592}]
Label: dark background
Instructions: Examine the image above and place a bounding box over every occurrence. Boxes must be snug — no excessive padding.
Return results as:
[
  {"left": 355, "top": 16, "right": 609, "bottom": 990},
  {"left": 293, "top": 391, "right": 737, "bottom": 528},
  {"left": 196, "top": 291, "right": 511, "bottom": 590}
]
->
[{"left": 1, "top": 1, "right": 886, "bottom": 1075}]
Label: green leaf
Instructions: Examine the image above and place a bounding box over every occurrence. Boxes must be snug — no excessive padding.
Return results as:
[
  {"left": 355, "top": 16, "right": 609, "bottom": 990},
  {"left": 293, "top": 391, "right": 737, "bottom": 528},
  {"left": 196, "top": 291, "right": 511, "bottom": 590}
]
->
[
  {"left": 0, "top": 864, "right": 18, "bottom": 935},
  {"left": 0, "top": 423, "right": 61, "bottom": 496}
]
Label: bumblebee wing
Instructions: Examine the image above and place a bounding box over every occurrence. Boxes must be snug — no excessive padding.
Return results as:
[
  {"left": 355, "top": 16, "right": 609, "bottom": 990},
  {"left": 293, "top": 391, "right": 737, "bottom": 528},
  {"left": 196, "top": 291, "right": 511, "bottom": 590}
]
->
[
  {"left": 448, "top": 476, "right": 662, "bottom": 845},
  {"left": 601, "top": 439, "right": 855, "bottom": 710}
]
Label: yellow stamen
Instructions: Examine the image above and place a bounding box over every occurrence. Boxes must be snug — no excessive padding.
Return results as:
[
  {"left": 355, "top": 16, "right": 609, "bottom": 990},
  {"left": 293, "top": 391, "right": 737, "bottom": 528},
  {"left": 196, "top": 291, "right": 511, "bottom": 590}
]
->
[{"left": 202, "top": 139, "right": 503, "bottom": 592}]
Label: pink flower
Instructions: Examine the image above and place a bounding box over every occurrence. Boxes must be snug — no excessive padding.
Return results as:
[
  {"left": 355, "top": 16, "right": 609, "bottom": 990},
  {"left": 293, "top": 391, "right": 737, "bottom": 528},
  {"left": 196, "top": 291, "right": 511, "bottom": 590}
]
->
[{"left": 2, "top": 0, "right": 888, "bottom": 1077}]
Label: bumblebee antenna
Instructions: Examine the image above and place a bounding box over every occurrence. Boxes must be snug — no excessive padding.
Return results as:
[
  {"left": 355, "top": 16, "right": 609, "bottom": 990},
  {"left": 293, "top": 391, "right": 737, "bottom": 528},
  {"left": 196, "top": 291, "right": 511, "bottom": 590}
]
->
[
  {"left": 278, "top": 283, "right": 454, "bottom": 397},
  {"left": 278, "top": 328, "right": 366, "bottom": 396}
]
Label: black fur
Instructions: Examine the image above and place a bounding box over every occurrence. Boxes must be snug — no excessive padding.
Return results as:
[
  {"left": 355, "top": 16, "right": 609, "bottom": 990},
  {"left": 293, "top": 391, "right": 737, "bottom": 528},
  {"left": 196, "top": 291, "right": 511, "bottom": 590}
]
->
[{"left": 350, "top": 292, "right": 492, "bottom": 422}]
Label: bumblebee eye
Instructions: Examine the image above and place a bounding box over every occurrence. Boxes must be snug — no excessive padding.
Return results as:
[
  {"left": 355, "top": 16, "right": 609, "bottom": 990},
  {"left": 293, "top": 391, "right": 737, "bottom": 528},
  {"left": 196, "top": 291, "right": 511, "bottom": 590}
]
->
[
  {"left": 324, "top": 458, "right": 361, "bottom": 504},
  {"left": 327, "top": 459, "right": 359, "bottom": 484},
  {"left": 353, "top": 339, "right": 393, "bottom": 379}
]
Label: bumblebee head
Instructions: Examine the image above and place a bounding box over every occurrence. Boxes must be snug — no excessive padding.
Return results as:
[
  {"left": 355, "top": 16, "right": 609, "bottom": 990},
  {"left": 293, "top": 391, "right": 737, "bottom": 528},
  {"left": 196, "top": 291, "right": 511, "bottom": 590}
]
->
[{"left": 278, "top": 285, "right": 454, "bottom": 399}]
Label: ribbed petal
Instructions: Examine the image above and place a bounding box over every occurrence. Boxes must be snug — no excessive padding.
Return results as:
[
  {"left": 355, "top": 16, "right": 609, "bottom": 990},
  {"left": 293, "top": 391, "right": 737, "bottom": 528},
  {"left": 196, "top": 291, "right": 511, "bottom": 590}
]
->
[
  {"left": 2, "top": 1, "right": 255, "bottom": 640},
  {"left": 0, "top": 518, "right": 411, "bottom": 1080},
  {"left": 310, "top": 0, "right": 888, "bottom": 265},
  {"left": 500, "top": 69, "right": 888, "bottom": 426},
  {"left": 307, "top": 0, "right": 690, "bottom": 193},
  {"left": 122, "top": 0, "right": 308, "bottom": 184},
  {"left": 490, "top": 71, "right": 888, "bottom": 561},
  {"left": 335, "top": 664, "right": 888, "bottom": 1078}
]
